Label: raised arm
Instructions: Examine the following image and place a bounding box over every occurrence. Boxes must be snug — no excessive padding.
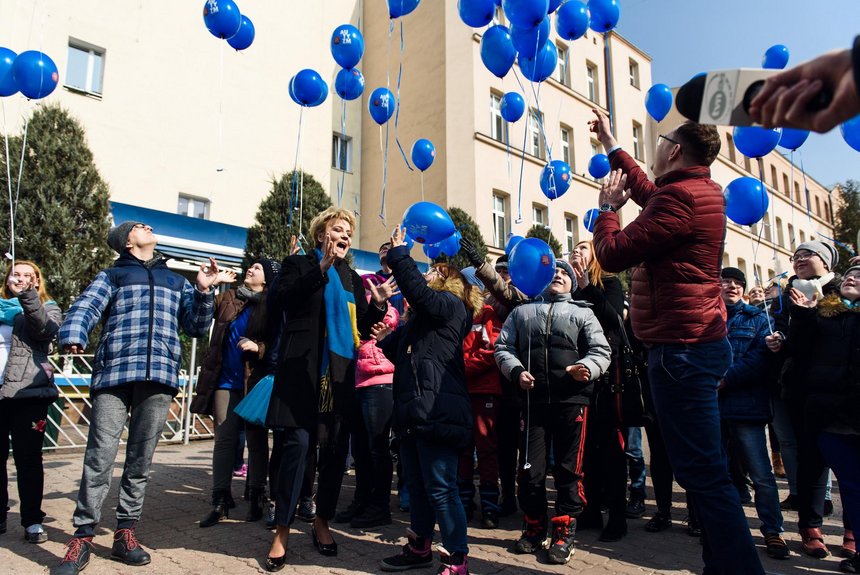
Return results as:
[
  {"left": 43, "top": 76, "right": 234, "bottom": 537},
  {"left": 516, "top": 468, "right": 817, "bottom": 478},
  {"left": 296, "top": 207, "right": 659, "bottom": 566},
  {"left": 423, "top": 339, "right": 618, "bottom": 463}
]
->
[{"left": 59, "top": 272, "right": 115, "bottom": 351}]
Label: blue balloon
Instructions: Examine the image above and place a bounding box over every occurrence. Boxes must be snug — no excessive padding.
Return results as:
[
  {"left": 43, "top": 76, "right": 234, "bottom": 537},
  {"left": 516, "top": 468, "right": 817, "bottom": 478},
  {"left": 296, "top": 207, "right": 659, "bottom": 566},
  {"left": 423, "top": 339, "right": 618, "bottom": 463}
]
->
[
  {"left": 0, "top": 47, "right": 18, "bottom": 97},
  {"left": 762, "top": 44, "right": 789, "bottom": 70},
  {"left": 335, "top": 67, "right": 365, "bottom": 100},
  {"left": 548, "top": 0, "right": 564, "bottom": 13},
  {"left": 227, "top": 15, "right": 255, "bottom": 50},
  {"left": 402, "top": 201, "right": 457, "bottom": 244},
  {"left": 424, "top": 241, "right": 443, "bottom": 259},
  {"left": 505, "top": 233, "right": 524, "bottom": 255},
  {"left": 288, "top": 80, "right": 300, "bottom": 105},
  {"left": 440, "top": 231, "right": 462, "bottom": 257},
  {"left": 388, "top": 0, "right": 421, "bottom": 18},
  {"left": 733, "top": 126, "right": 780, "bottom": 158},
  {"left": 725, "top": 176, "right": 769, "bottom": 226},
  {"left": 369, "top": 87, "right": 396, "bottom": 125},
  {"left": 509, "top": 237, "right": 556, "bottom": 297},
  {"left": 511, "top": 16, "right": 550, "bottom": 59},
  {"left": 539, "top": 160, "right": 572, "bottom": 199},
  {"left": 841, "top": 115, "right": 860, "bottom": 153},
  {"left": 203, "top": 0, "right": 242, "bottom": 39},
  {"left": 480, "top": 25, "right": 517, "bottom": 78},
  {"left": 290, "top": 69, "right": 328, "bottom": 107},
  {"left": 458, "top": 0, "right": 496, "bottom": 27},
  {"left": 403, "top": 232, "right": 416, "bottom": 250},
  {"left": 588, "top": 0, "right": 620, "bottom": 33},
  {"left": 501, "top": 92, "right": 525, "bottom": 122},
  {"left": 777, "top": 128, "right": 809, "bottom": 151},
  {"left": 518, "top": 40, "right": 557, "bottom": 83},
  {"left": 503, "top": 0, "right": 549, "bottom": 29},
  {"left": 555, "top": 0, "right": 589, "bottom": 40},
  {"left": 331, "top": 24, "right": 364, "bottom": 69},
  {"left": 645, "top": 83, "right": 673, "bottom": 122},
  {"left": 588, "top": 154, "right": 610, "bottom": 179},
  {"left": 584, "top": 208, "right": 600, "bottom": 233},
  {"left": 12, "top": 51, "right": 58, "bottom": 100},
  {"left": 411, "top": 139, "right": 436, "bottom": 171}
]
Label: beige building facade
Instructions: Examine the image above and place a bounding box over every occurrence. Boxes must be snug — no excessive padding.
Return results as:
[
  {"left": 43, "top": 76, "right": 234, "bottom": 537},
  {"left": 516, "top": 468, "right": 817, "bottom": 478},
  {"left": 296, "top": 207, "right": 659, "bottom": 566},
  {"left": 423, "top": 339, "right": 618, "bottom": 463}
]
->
[{"left": 1, "top": 0, "right": 836, "bottom": 281}]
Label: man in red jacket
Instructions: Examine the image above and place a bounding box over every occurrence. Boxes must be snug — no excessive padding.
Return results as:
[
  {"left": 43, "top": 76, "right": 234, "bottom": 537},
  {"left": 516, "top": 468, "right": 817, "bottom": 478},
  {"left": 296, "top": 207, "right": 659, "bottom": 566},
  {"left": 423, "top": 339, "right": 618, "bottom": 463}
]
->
[{"left": 588, "top": 109, "right": 765, "bottom": 574}]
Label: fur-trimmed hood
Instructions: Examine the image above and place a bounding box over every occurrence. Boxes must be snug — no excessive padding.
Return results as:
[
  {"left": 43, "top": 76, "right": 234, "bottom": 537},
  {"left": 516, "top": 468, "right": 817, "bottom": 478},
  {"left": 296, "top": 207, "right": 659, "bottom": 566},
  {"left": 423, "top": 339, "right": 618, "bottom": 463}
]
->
[
  {"left": 428, "top": 274, "right": 484, "bottom": 318},
  {"left": 817, "top": 294, "right": 860, "bottom": 318}
]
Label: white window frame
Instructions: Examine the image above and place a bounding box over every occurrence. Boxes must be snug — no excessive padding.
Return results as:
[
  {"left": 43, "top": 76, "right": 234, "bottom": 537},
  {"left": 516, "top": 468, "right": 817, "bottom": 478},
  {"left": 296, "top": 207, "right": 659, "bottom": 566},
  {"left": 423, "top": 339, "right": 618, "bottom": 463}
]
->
[
  {"left": 629, "top": 59, "right": 640, "bottom": 88},
  {"left": 528, "top": 109, "right": 544, "bottom": 159},
  {"left": 490, "top": 92, "right": 507, "bottom": 143},
  {"left": 586, "top": 63, "right": 598, "bottom": 103},
  {"left": 532, "top": 204, "right": 545, "bottom": 226},
  {"left": 492, "top": 194, "right": 508, "bottom": 249},
  {"left": 555, "top": 44, "right": 569, "bottom": 86},
  {"left": 632, "top": 122, "right": 643, "bottom": 161},
  {"left": 560, "top": 126, "right": 572, "bottom": 166},
  {"left": 178, "top": 195, "right": 210, "bottom": 220},
  {"left": 65, "top": 40, "right": 105, "bottom": 96},
  {"left": 565, "top": 215, "right": 578, "bottom": 254},
  {"left": 332, "top": 133, "right": 352, "bottom": 172}
]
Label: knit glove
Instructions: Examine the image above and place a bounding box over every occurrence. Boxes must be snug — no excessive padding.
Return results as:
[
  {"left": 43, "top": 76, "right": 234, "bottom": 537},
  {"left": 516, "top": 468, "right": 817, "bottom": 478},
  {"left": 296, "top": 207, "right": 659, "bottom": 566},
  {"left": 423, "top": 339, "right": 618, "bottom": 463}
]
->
[{"left": 459, "top": 237, "right": 484, "bottom": 268}]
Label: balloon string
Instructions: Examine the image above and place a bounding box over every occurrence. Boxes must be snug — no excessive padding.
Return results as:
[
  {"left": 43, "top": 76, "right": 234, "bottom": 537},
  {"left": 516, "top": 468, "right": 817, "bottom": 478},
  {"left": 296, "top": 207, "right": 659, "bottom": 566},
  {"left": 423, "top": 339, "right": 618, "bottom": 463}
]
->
[
  {"left": 10, "top": 115, "right": 29, "bottom": 267},
  {"left": 217, "top": 41, "right": 224, "bottom": 173},
  {"left": 337, "top": 98, "right": 347, "bottom": 207},
  {"left": 379, "top": 123, "right": 389, "bottom": 225},
  {"left": 748, "top": 157, "right": 768, "bottom": 283},
  {"left": 393, "top": 21, "right": 414, "bottom": 171},
  {"left": 288, "top": 107, "right": 304, "bottom": 230},
  {"left": 760, "top": 158, "right": 777, "bottom": 263},
  {"left": 512, "top": 68, "right": 530, "bottom": 225},
  {"left": 788, "top": 150, "right": 796, "bottom": 249},
  {"left": 420, "top": 171, "right": 424, "bottom": 202},
  {"left": 798, "top": 154, "right": 855, "bottom": 255},
  {"left": 3, "top": 100, "right": 14, "bottom": 266},
  {"left": 522, "top": 332, "right": 531, "bottom": 471}
]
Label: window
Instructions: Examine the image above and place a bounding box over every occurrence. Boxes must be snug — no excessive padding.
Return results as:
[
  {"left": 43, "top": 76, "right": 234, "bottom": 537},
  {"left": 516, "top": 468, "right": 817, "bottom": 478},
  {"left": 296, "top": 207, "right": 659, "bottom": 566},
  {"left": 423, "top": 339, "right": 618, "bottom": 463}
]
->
[
  {"left": 775, "top": 217, "right": 784, "bottom": 247},
  {"left": 565, "top": 215, "right": 578, "bottom": 253},
  {"left": 632, "top": 122, "right": 643, "bottom": 161},
  {"left": 492, "top": 193, "right": 508, "bottom": 249},
  {"left": 737, "top": 257, "right": 747, "bottom": 279},
  {"left": 332, "top": 133, "right": 352, "bottom": 171},
  {"left": 783, "top": 174, "right": 790, "bottom": 199},
  {"left": 771, "top": 165, "right": 778, "bottom": 190},
  {"left": 767, "top": 269, "right": 775, "bottom": 283},
  {"left": 722, "top": 253, "right": 730, "bottom": 268},
  {"left": 586, "top": 62, "right": 598, "bottom": 103},
  {"left": 178, "top": 195, "right": 210, "bottom": 219},
  {"left": 743, "top": 155, "right": 751, "bottom": 173},
  {"left": 555, "top": 44, "right": 569, "bottom": 86},
  {"left": 800, "top": 230, "right": 806, "bottom": 244},
  {"left": 65, "top": 41, "right": 105, "bottom": 95},
  {"left": 560, "top": 126, "right": 572, "bottom": 166},
  {"left": 629, "top": 59, "right": 640, "bottom": 88},
  {"left": 492, "top": 5, "right": 504, "bottom": 25},
  {"left": 726, "top": 134, "right": 737, "bottom": 163},
  {"left": 490, "top": 92, "right": 507, "bottom": 142},
  {"left": 794, "top": 182, "right": 801, "bottom": 204},
  {"left": 825, "top": 201, "right": 832, "bottom": 223},
  {"left": 754, "top": 265, "right": 763, "bottom": 285},
  {"left": 528, "top": 109, "right": 544, "bottom": 159},
  {"left": 762, "top": 212, "right": 772, "bottom": 242},
  {"left": 815, "top": 196, "right": 821, "bottom": 217},
  {"left": 532, "top": 204, "right": 546, "bottom": 226},
  {"left": 787, "top": 223, "right": 795, "bottom": 248},
  {"left": 590, "top": 139, "right": 600, "bottom": 158}
]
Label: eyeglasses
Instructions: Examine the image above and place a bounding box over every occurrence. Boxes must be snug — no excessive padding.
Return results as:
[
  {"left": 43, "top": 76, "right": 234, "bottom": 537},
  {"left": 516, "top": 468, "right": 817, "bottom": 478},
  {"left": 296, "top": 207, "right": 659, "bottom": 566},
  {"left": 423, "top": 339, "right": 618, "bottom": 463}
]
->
[
  {"left": 133, "top": 224, "right": 154, "bottom": 232},
  {"left": 424, "top": 267, "right": 448, "bottom": 280},
  {"left": 720, "top": 279, "right": 744, "bottom": 288},
  {"left": 658, "top": 134, "right": 682, "bottom": 147},
  {"left": 789, "top": 251, "right": 818, "bottom": 263}
]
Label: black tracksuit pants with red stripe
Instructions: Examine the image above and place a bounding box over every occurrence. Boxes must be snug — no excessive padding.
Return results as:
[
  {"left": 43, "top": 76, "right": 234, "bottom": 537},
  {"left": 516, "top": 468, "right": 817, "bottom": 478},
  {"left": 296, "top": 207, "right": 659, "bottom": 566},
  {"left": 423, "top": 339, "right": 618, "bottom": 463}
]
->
[{"left": 518, "top": 402, "right": 588, "bottom": 519}]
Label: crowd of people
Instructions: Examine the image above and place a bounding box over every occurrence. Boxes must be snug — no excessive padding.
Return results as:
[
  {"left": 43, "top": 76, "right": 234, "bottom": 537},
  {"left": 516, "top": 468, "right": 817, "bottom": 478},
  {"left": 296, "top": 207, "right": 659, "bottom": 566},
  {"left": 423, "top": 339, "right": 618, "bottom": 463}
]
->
[{"left": 1, "top": 40, "right": 859, "bottom": 574}]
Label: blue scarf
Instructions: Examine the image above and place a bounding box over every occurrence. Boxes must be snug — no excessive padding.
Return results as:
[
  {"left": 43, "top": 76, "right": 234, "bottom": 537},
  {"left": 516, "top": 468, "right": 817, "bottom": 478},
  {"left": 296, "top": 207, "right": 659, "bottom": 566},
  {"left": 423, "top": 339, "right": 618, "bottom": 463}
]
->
[
  {"left": 314, "top": 249, "right": 360, "bottom": 380},
  {"left": 0, "top": 298, "right": 23, "bottom": 326}
]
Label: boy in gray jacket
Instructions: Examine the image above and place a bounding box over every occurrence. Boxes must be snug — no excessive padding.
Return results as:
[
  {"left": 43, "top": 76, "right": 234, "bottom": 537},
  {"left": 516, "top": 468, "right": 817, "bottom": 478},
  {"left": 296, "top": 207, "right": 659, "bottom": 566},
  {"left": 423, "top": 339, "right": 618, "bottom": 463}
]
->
[{"left": 494, "top": 260, "right": 610, "bottom": 565}]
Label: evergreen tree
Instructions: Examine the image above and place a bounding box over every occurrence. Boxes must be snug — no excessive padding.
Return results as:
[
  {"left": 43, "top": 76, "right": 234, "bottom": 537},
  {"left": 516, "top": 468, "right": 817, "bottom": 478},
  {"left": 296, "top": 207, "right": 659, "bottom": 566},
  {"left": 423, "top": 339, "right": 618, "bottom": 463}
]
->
[
  {"left": 244, "top": 170, "right": 332, "bottom": 266},
  {"left": 0, "top": 104, "right": 113, "bottom": 310},
  {"left": 432, "top": 206, "right": 488, "bottom": 269},
  {"left": 834, "top": 179, "right": 860, "bottom": 275},
  {"left": 525, "top": 224, "right": 564, "bottom": 258}
]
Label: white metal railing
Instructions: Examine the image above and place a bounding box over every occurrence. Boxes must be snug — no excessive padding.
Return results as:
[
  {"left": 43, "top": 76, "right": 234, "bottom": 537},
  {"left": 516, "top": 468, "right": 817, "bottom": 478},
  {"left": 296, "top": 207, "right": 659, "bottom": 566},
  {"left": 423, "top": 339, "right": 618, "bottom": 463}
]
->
[{"left": 44, "top": 343, "right": 213, "bottom": 451}]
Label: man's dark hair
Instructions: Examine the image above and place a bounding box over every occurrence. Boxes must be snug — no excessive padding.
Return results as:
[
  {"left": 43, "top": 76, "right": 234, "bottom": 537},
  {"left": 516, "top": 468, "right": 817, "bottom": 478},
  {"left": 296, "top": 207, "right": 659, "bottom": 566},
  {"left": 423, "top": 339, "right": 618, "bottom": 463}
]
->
[
  {"left": 674, "top": 121, "right": 721, "bottom": 167},
  {"left": 379, "top": 242, "right": 391, "bottom": 252}
]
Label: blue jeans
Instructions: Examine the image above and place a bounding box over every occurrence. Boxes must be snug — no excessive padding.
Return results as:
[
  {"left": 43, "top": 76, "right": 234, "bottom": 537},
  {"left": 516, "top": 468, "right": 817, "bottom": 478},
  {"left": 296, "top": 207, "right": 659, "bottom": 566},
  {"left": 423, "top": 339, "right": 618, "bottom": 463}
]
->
[
  {"left": 625, "top": 426, "right": 646, "bottom": 498},
  {"left": 400, "top": 435, "right": 468, "bottom": 555},
  {"left": 649, "top": 339, "right": 764, "bottom": 575},
  {"left": 723, "top": 422, "right": 784, "bottom": 535}
]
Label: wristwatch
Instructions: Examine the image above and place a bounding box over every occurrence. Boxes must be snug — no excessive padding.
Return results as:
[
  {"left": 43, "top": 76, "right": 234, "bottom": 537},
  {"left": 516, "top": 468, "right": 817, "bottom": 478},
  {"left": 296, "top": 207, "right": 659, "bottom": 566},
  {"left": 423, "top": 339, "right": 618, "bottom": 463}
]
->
[{"left": 599, "top": 203, "right": 616, "bottom": 213}]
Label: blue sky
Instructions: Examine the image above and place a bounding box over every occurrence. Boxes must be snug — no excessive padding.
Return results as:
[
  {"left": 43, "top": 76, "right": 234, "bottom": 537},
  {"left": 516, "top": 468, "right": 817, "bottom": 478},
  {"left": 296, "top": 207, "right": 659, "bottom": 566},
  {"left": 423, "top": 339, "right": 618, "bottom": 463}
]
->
[{"left": 614, "top": 0, "right": 859, "bottom": 188}]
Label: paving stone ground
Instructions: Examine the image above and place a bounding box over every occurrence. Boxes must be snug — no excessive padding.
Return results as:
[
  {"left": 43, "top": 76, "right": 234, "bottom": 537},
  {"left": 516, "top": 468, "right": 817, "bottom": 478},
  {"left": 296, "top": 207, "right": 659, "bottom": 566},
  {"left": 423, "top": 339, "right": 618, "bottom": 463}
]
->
[{"left": 1, "top": 440, "right": 850, "bottom": 574}]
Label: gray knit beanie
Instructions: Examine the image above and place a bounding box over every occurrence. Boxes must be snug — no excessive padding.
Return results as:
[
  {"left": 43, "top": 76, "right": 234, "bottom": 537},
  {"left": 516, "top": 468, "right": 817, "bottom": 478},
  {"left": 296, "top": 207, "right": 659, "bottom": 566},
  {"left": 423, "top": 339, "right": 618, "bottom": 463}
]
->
[
  {"left": 795, "top": 241, "right": 838, "bottom": 271},
  {"left": 107, "top": 221, "right": 142, "bottom": 254},
  {"left": 555, "top": 259, "right": 575, "bottom": 279}
]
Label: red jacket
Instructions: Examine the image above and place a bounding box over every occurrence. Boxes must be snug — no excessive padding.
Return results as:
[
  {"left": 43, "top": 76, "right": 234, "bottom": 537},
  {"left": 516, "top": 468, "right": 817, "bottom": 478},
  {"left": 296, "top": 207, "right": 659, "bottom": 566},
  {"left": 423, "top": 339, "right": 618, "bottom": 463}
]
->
[
  {"left": 463, "top": 304, "right": 503, "bottom": 395},
  {"left": 593, "top": 150, "right": 727, "bottom": 344}
]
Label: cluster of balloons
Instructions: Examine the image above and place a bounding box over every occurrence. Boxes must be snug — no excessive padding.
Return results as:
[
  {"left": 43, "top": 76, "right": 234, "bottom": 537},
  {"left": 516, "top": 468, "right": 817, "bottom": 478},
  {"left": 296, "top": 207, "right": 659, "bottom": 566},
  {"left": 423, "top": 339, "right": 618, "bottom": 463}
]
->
[
  {"left": 0, "top": 49, "right": 58, "bottom": 100},
  {"left": 202, "top": 0, "right": 255, "bottom": 51},
  {"left": 472, "top": 0, "right": 620, "bottom": 80},
  {"left": 402, "top": 202, "right": 460, "bottom": 256},
  {"left": 332, "top": 25, "right": 365, "bottom": 102}
]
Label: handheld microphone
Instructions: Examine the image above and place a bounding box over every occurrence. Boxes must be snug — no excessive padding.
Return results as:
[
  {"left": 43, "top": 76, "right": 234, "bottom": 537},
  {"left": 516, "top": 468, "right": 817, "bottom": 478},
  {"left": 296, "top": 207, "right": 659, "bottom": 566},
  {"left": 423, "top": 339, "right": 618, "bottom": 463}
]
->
[{"left": 675, "top": 69, "right": 832, "bottom": 126}]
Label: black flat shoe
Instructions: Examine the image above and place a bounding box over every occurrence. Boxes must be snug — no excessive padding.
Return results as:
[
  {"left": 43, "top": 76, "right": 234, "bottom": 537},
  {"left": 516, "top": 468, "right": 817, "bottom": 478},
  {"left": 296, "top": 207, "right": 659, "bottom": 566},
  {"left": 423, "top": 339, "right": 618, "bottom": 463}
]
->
[
  {"left": 265, "top": 554, "right": 287, "bottom": 572},
  {"left": 312, "top": 526, "right": 338, "bottom": 557}
]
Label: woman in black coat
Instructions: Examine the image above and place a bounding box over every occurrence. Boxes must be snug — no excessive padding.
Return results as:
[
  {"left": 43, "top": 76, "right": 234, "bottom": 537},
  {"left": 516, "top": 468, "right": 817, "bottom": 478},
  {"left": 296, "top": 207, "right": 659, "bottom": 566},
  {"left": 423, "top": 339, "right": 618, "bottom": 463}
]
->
[
  {"left": 263, "top": 208, "right": 392, "bottom": 571},
  {"left": 568, "top": 240, "right": 629, "bottom": 541},
  {"left": 377, "top": 226, "right": 482, "bottom": 575}
]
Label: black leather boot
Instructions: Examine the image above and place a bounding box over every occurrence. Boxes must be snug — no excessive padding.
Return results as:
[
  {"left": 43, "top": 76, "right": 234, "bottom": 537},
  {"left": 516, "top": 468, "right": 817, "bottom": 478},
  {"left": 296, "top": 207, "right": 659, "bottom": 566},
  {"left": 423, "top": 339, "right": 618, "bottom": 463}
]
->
[
  {"left": 200, "top": 490, "right": 229, "bottom": 528},
  {"left": 246, "top": 488, "right": 266, "bottom": 522}
]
